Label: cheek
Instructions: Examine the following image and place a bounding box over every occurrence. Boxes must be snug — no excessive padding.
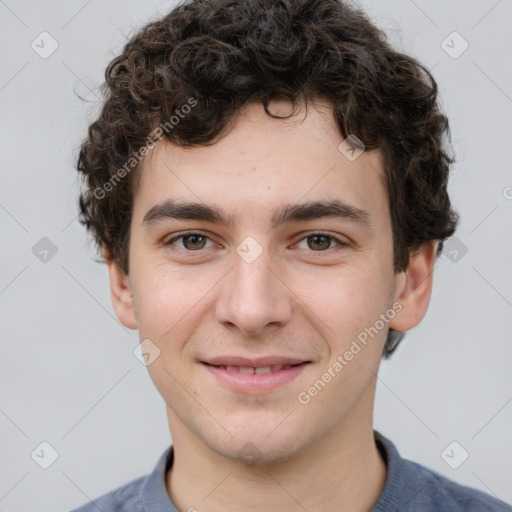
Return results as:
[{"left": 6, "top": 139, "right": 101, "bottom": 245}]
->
[
  {"left": 305, "top": 263, "right": 385, "bottom": 320},
  {"left": 132, "top": 261, "right": 199, "bottom": 328},
  {"left": 130, "top": 261, "right": 222, "bottom": 366},
  {"left": 299, "top": 263, "right": 391, "bottom": 355}
]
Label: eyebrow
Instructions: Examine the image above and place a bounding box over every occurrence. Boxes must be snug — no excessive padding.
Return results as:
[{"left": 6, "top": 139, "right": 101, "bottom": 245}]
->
[{"left": 142, "top": 198, "right": 372, "bottom": 231}]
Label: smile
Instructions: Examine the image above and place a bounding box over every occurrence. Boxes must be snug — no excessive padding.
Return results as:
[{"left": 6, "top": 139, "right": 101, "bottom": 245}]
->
[
  {"left": 206, "top": 364, "right": 294, "bottom": 374},
  {"left": 202, "top": 361, "right": 310, "bottom": 394}
]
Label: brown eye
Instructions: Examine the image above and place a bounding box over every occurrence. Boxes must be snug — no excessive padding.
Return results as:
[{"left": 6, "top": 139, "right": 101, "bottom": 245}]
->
[
  {"left": 181, "top": 234, "right": 207, "bottom": 250},
  {"left": 296, "top": 232, "right": 347, "bottom": 252},
  {"left": 307, "top": 234, "right": 332, "bottom": 250},
  {"left": 164, "top": 232, "right": 213, "bottom": 251}
]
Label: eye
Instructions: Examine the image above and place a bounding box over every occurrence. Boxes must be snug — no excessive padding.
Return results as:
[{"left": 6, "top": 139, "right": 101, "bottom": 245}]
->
[
  {"left": 162, "top": 231, "right": 349, "bottom": 254},
  {"left": 295, "top": 232, "right": 348, "bottom": 252},
  {"left": 163, "top": 232, "right": 215, "bottom": 251}
]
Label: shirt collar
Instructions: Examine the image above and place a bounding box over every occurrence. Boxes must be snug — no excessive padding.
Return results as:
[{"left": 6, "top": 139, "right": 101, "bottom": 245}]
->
[
  {"left": 371, "top": 430, "right": 404, "bottom": 511},
  {"left": 141, "top": 444, "right": 177, "bottom": 511}
]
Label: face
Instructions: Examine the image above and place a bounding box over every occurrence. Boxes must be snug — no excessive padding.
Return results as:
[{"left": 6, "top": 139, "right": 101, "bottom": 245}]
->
[{"left": 108, "top": 99, "right": 431, "bottom": 464}]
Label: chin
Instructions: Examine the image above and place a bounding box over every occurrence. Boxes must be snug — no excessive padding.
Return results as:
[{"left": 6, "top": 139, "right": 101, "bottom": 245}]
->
[{"left": 205, "top": 417, "right": 307, "bottom": 467}]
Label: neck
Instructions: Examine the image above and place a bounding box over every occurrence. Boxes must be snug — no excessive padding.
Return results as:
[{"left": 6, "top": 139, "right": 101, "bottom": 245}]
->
[{"left": 165, "top": 416, "right": 387, "bottom": 512}]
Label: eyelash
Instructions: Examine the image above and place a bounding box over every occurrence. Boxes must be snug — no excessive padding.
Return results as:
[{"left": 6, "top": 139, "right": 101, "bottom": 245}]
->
[{"left": 162, "top": 231, "right": 349, "bottom": 254}]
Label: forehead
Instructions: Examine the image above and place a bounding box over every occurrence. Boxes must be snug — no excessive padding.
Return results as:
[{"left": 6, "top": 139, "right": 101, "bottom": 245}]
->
[{"left": 133, "top": 100, "right": 388, "bottom": 228}]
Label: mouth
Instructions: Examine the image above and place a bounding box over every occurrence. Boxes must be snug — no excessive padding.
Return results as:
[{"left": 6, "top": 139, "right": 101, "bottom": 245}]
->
[
  {"left": 200, "top": 357, "right": 311, "bottom": 394},
  {"left": 202, "top": 362, "right": 300, "bottom": 374}
]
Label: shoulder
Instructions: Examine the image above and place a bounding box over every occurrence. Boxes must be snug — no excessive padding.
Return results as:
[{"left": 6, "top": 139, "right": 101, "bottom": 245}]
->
[
  {"left": 400, "top": 458, "right": 511, "bottom": 512},
  {"left": 69, "top": 474, "right": 146, "bottom": 512},
  {"left": 68, "top": 445, "right": 175, "bottom": 512},
  {"left": 373, "top": 432, "right": 511, "bottom": 512}
]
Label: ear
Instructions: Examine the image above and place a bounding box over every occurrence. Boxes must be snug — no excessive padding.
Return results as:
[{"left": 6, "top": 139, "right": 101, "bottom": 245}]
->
[
  {"left": 389, "top": 240, "right": 438, "bottom": 332},
  {"left": 103, "top": 245, "right": 138, "bottom": 330}
]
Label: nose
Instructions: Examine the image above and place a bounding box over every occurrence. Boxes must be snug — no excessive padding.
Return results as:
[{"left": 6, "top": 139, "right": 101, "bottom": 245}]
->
[{"left": 214, "top": 244, "right": 293, "bottom": 336}]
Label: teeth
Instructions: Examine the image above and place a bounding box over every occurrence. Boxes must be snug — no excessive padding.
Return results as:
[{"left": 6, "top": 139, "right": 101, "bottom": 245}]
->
[
  {"left": 216, "top": 364, "right": 295, "bottom": 374},
  {"left": 255, "top": 366, "right": 271, "bottom": 374}
]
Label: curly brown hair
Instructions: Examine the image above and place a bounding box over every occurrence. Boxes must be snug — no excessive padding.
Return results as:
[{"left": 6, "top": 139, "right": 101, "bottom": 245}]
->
[{"left": 76, "top": 0, "right": 459, "bottom": 357}]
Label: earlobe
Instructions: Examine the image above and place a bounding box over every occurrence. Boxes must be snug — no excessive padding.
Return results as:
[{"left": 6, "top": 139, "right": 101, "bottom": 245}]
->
[
  {"left": 389, "top": 241, "right": 438, "bottom": 332},
  {"left": 103, "top": 245, "right": 138, "bottom": 330}
]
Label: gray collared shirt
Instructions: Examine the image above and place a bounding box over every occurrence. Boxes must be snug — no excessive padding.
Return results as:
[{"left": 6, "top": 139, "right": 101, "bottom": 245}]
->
[{"left": 70, "top": 431, "right": 511, "bottom": 511}]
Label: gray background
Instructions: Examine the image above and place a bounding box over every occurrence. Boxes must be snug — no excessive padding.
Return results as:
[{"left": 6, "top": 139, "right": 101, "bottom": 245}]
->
[{"left": 1, "top": 0, "right": 511, "bottom": 510}]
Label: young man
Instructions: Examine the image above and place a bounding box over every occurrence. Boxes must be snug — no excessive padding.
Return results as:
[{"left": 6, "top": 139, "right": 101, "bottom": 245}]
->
[{"left": 71, "top": 0, "right": 511, "bottom": 510}]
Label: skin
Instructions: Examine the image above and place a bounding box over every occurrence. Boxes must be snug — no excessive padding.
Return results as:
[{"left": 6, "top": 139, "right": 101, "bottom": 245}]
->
[{"left": 105, "top": 99, "right": 437, "bottom": 512}]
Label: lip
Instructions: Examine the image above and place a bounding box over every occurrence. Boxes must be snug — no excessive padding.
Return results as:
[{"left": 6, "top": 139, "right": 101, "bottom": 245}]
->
[
  {"left": 201, "top": 360, "right": 311, "bottom": 394},
  {"left": 202, "top": 355, "right": 308, "bottom": 367}
]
